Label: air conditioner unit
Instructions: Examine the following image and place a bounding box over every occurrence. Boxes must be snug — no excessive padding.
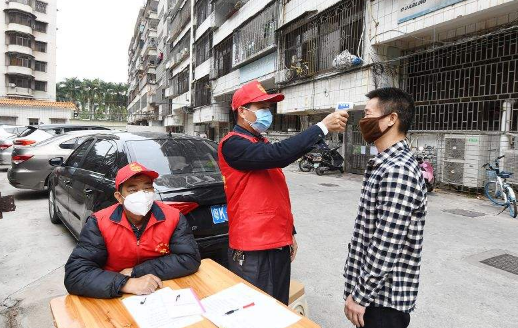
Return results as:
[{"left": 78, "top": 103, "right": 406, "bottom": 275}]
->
[{"left": 441, "top": 134, "right": 499, "bottom": 188}]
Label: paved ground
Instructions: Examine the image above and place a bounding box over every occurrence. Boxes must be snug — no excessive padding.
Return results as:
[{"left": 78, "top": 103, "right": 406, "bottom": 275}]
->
[{"left": 1, "top": 165, "right": 518, "bottom": 328}]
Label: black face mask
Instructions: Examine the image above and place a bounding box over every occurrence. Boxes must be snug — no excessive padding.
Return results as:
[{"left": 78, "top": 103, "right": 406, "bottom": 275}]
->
[{"left": 358, "top": 113, "right": 394, "bottom": 143}]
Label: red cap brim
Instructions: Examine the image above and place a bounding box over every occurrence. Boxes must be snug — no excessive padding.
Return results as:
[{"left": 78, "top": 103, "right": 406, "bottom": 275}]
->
[
  {"left": 247, "top": 93, "right": 285, "bottom": 105},
  {"left": 116, "top": 170, "right": 159, "bottom": 189}
]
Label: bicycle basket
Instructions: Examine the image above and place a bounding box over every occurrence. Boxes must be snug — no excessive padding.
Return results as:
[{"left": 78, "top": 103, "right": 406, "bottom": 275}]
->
[{"left": 486, "top": 169, "right": 497, "bottom": 181}]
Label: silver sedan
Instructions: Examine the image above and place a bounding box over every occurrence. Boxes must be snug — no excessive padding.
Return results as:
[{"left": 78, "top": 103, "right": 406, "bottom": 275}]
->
[{"left": 7, "top": 130, "right": 114, "bottom": 190}]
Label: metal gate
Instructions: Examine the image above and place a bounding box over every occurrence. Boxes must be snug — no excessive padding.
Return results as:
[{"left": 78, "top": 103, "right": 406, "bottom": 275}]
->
[{"left": 344, "top": 110, "right": 371, "bottom": 174}]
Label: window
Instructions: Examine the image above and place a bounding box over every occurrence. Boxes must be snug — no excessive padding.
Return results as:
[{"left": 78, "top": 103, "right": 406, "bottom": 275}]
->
[
  {"left": 66, "top": 139, "right": 94, "bottom": 168},
  {"left": 35, "top": 41, "right": 47, "bottom": 53},
  {"left": 233, "top": 3, "right": 276, "bottom": 66},
  {"left": 194, "top": 76, "right": 211, "bottom": 108},
  {"left": 50, "top": 118, "right": 66, "bottom": 124},
  {"left": 7, "top": 12, "right": 33, "bottom": 27},
  {"left": 81, "top": 140, "right": 115, "bottom": 173},
  {"left": 213, "top": 35, "right": 233, "bottom": 78},
  {"left": 280, "top": 0, "right": 364, "bottom": 77},
  {"left": 126, "top": 139, "right": 221, "bottom": 176},
  {"left": 9, "top": 76, "right": 31, "bottom": 88},
  {"left": 9, "top": 54, "right": 32, "bottom": 68},
  {"left": 34, "top": 21, "right": 48, "bottom": 33},
  {"left": 195, "top": 32, "right": 212, "bottom": 66},
  {"left": 35, "top": 61, "right": 47, "bottom": 72},
  {"left": 28, "top": 118, "right": 39, "bottom": 125},
  {"left": 35, "top": 1, "right": 47, "bottom": 13},
  {"left": 170, "top": 68, "right": 189, "bottom": 97},
  {"left": 9, "top": 34, "right": 32, "bottom": 47},
  {"left": 169, "top": 33, "right": 190, "bottom": 68},
  {"left": 195, "top": 0, "right": 212, "bottom": 25},
  {"left": 35, "top": 81, "right": 47, "bottom": 91}
]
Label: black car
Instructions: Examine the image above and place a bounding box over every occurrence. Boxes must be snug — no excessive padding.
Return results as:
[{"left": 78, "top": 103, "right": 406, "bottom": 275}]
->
[{"left": 48, "top": 131, "right": 229, "bottom": 266}]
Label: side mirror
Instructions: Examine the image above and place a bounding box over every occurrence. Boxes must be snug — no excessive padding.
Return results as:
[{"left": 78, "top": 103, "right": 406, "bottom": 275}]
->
[{"left": 49, "top": 157, "right": 64, "bottom": 167}]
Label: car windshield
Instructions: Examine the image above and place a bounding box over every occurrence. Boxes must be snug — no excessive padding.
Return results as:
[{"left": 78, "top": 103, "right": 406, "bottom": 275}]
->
[
  {"left": 126, "top": 139, "right": 220, "bottom": 176},
  {"left": 17, "top": 126, "right": 37, "bottom": 137}
]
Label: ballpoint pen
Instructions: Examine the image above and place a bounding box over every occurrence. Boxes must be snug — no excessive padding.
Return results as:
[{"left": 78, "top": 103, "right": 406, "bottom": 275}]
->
[{"left": 224, "top": 302, "right": 255, "bottom": 315}]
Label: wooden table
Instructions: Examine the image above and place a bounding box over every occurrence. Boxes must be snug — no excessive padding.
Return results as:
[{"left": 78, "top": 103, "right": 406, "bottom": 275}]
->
[{"left": 50, "top": 259, "right": 321, "bottom": 328}]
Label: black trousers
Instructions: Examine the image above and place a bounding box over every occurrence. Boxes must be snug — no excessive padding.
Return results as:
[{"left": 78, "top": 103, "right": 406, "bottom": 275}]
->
[
  {"left": 227, "top": 246, "right": 291, "bottom": 305},
  {"left": 361, "top": 306, "right": 411, "bottom": 328}
]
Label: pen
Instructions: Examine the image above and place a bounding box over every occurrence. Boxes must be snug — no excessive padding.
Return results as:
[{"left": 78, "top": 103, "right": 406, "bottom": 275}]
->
[{"left": 224, "top": 302, "right": 255, "bottom": 315}]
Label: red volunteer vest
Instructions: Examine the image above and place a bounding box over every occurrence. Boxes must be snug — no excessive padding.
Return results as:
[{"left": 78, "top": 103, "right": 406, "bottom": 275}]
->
[
  {"left": 218, "top": 132, "right": 294, "bottom": 251},
  {"left": 95, "top": 201, "right": 180, "bottom": 272}
]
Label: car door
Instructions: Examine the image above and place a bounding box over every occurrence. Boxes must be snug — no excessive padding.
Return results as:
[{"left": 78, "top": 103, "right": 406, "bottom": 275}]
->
[
  {"left": 67, "top": 138, "right": 115, "bottom": 233},
  {"left": 54, "top": 138, "right": 95, "bottom": 229}
]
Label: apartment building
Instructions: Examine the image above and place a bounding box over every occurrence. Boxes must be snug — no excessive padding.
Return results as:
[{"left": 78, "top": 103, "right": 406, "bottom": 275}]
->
[
  {"left": 0, "top": 0, "right": 56, "bottom": 101},
  {"left": 127, "top": 0, "right": 160, "bottom": 126}
]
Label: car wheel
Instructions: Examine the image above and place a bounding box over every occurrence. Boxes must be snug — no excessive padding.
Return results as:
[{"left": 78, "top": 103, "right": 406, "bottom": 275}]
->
[{"left": 48, "top": 187, "right": 61, "bottom": 224}]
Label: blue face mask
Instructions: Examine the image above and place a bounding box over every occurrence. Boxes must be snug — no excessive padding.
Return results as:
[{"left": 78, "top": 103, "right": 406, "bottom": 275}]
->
[{"left": 245, "top": 108, "right": 273, "bottom": 134}]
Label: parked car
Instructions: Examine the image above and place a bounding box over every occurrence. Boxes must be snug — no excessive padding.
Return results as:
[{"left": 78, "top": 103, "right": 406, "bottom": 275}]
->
[
  {"left": 12, "top": 124, "right": 111, "bottom": 147},
  {"left": 7, "top": 130, "right": 115, "bottom": 190},
  {"left": 0, "top": 126, "right": 28, "bottom": 165},
  {"left": 48, "top": 132, "right": 229, "bottom": 266}
]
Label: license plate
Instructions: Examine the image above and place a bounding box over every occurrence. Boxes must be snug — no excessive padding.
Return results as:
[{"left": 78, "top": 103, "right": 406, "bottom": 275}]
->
[{"left": 210, "top": 205, "right": 228, "bottom": 224}]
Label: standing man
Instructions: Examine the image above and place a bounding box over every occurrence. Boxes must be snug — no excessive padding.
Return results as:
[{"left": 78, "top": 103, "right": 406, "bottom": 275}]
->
[
  {"left": 219, "top": 80, "right": 349, "bottom": 304},
  {"left": 343, "top": 88, "right": 427, "bottom": 328}
]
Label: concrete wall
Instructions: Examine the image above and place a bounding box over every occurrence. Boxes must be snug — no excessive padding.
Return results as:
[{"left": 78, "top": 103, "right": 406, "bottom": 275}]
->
[{"left": 0, "top": 106, "right": 72, "bottom": 125}]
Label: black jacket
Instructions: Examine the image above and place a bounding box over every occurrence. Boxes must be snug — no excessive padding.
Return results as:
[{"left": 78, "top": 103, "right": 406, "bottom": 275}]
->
[{"left": 64, "top": 206, "right": 201, "bottom": 299}]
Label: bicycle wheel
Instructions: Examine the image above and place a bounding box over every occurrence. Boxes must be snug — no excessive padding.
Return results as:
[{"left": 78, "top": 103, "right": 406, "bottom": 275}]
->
[{"left": 484, "top": 181, "right": 506, "bottom": 206}]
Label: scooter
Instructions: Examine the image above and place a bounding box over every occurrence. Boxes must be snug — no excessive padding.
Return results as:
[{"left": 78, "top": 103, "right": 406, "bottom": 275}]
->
[
  {"left": 299, "top": 150, "right": 323, "bottom": 172},
  {"left": 315, "top": 146, "right": 345, "bottom": 175},
  {"left": 416, "top": 146, "right": 435, "bottom": 192}
]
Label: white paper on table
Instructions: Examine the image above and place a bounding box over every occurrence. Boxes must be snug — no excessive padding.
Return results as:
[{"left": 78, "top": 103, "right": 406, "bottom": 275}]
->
[
  {"left": 201, "top": 283, "right": 301, "bottom": 328},
  {"left": 122, "top": 287, "right": 204, "bottom": 328}
]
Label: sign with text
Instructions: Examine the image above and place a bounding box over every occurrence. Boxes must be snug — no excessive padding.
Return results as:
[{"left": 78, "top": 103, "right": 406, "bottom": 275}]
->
[{"left": 398, "top": 0, "right": 466, "bottom": 24}]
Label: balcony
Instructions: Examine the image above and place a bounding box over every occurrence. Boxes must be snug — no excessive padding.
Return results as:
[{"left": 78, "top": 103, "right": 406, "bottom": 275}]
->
[
  {"left": 6, "top": 23, "right": 32, "bottom": 35},
  {"left": 6, "top": 0, "right": 34, "bottom": 15},
  {"left": 6, "top": 65, "right": 33, "bottom": 76},
  {"left": 6, "top": 86, "right": 33, "bottom": 98},
  {"left": 193, "top": 104, "right": 229, "bottom": 124},
  {"left": 6, "top": 44, "right": 33, "bottom": 56},
  {"left": 195, "top": 12, "right": 215, "bottom": 41}
]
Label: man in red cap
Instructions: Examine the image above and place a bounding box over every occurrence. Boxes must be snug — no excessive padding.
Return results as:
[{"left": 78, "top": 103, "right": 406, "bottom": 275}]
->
[
  {"left": 64, "top": 162, "right": 201, "bottom": 298},
  {"left": 219, "top": 80, "right": 348, "bottom": 304}
]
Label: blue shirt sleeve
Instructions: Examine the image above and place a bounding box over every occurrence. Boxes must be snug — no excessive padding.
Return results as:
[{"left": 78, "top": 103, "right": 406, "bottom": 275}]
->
[{"left": 221, "top": 125, "right": 326, "bottom": 171}]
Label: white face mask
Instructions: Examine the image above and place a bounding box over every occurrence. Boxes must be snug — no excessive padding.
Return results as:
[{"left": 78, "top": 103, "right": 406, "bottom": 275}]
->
[{"left": 122, "top": 190, "right": 155, "bottom": 216}]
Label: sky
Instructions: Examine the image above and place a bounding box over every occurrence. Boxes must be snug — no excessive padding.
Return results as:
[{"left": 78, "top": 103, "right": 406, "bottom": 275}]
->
[{"left": 56, "top": 0, "right": 146, "bottom": 84}]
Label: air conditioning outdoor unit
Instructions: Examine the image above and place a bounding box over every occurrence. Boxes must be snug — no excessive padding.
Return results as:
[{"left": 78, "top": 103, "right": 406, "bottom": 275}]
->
[{"left": 441, "top": 134, "right": 499, "bottom": 188}]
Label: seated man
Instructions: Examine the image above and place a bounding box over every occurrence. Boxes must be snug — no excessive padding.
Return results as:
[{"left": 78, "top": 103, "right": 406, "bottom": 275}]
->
[{"left": 64, "top": 162, "right": 201, "bottom": 298}]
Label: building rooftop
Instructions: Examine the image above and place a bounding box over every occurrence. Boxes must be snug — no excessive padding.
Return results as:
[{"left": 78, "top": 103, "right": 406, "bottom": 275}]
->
[{"left": 0, "top": 99, "right": 77, "bottom": 109}]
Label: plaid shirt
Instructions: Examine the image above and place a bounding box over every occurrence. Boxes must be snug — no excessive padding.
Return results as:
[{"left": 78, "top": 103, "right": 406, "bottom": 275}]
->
[{"left": 343, "top": 139, "right": 427, "bottom": 313}]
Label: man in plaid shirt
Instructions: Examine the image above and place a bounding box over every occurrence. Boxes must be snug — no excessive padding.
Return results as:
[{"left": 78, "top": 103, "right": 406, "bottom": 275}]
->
[{"left": 343, "top": 88, "right": 427, "bottom": 328}]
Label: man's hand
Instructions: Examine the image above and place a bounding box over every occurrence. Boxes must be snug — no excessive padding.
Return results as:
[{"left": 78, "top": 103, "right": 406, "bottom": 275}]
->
[
  {"left": 344, "top": 295, "right": 366, "bottom": 327},
  {"left": 322, "top": 111, "right": 349, "bottom": 133},
  {"left": 121, "top": 274, "right": 163, "bottom": 295},
  {"left": 290, "top": 235, "right": 298, "bottom": 262},
  {"left": 120, "top": 268, "right": 133, "bottom": 277}
]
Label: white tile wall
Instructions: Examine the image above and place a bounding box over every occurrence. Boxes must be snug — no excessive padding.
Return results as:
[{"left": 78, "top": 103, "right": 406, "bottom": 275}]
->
[
  {"left": 277, "top": 68, "right": 373, "bottom": 114},
  {"left": 0, "top": 106, "right": 72, "bottom": 125},
  {"left": 194, "top": 59, "right": 210, "bottom": 80},
  {"left": 371, "top": 0, "right": 518, "bottom": 45}
]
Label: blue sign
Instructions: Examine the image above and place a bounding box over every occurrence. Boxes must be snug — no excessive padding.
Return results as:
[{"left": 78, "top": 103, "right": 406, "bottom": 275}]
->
[
  {"left": 398, "top": 0, "right": 466, "bottom": 24},
  {"left": 210, "top": 205, "right": 228, "bottom": 224}
]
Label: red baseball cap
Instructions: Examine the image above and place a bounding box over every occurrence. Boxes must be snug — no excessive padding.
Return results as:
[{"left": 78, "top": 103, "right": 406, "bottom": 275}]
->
[
  {"left": 231, "top": 80, "right": 284, "bottom": 111},
  {"left": 115, "top": 162, "right": 159, "bottom": 190}
]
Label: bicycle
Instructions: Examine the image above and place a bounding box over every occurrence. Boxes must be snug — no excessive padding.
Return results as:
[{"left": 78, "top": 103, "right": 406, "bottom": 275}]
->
[
  {"left": 285, "top": 56, "right": 309, "bottom": 81},
  {"left": 482, "top": 155, "right": 517, "bottom": 218}
]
